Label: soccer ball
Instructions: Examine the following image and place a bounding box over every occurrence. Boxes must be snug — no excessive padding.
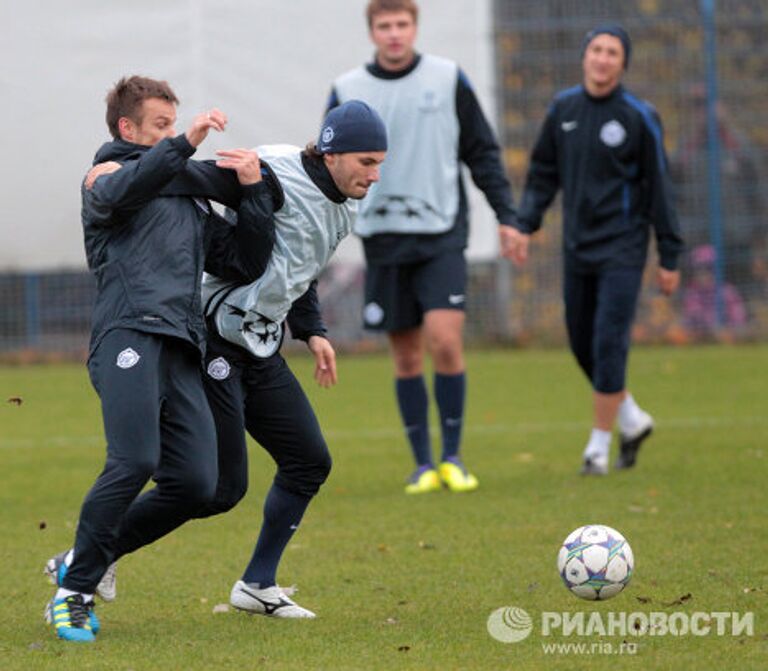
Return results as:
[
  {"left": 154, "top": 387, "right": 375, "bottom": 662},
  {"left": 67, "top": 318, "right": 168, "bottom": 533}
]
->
[{"left": 557, "top": 524, "right": 634, "bottom": 600}]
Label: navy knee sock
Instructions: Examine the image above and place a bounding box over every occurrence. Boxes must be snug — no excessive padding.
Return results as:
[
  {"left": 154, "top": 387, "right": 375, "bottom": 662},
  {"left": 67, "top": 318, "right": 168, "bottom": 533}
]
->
[
  {"left": 395, "top": 376, "right": 432, "bottom": 467},
  {"left": 434, "top": 372, "right": 466, "bottom": 461},
  {"left": 241, "top": 484, "right": 311, "bottom": 587}
]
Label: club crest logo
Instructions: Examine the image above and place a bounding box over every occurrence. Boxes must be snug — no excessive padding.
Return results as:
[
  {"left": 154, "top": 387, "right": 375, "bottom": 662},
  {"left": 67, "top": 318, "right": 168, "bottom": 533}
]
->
[
  {"left": 363, "top": 302, "right": 385, "bottom": 326},
  {"left": 321, "top": 126, "right": 334, "bottom": 144},
  {"left": 418, "top": 89, "right": 439, "bottom": 112},
  {"left": 207, "top": 357, "right": 231, "bottom": 380},
  {"left": 600, "top": 120, "right": 626, "bottom": 147},
  {"left": 116, "top": 347, "right": 140, "bottom": 369}
]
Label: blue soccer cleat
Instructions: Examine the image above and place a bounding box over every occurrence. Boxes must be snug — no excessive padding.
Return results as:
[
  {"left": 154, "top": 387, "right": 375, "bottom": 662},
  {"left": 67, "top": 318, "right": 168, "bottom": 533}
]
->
[{"left": 45, "top": 594, "right": 96, "bottom": 643}]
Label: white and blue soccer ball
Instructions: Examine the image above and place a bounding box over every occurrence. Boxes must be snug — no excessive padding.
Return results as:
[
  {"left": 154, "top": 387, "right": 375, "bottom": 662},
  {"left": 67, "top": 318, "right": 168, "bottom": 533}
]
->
[{"left": 557, "top": 524, "right": 634, "bottom": 600}]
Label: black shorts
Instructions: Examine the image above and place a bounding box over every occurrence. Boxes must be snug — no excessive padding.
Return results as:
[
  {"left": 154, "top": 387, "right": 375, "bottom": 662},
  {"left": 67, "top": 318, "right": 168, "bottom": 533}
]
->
[{"left": 363, "top": 250, "right": 467, "bottom": 332}]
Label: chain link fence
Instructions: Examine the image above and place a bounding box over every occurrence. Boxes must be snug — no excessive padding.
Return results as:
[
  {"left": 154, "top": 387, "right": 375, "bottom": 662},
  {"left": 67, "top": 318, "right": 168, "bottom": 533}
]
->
[{"left": 495, "top": 0, "right": 768, "bottom": 345}]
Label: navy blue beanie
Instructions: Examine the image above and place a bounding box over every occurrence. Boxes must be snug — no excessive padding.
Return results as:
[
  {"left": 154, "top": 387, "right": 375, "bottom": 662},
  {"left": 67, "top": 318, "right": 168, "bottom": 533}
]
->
[
  {"left": 582, "top": 23, "right": 631, "bottom": 69},
  {"left": 318, "top": 100, "right": 388, "bottom": 154}
]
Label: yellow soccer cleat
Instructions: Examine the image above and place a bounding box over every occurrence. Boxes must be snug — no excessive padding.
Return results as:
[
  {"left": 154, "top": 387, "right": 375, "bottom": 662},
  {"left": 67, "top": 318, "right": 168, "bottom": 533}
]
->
[
  {"left": 404, "top": 466, "right": 442, "bottom": 494},
  {"left": 438, "top": 458, "right": 479, "bottom": 492}
]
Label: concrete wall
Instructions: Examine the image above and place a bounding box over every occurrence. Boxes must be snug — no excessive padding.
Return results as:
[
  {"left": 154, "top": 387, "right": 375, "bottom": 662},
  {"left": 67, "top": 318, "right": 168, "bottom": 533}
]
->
[{"left": 0, "top": 0, "right": 500, "bottom": 270}]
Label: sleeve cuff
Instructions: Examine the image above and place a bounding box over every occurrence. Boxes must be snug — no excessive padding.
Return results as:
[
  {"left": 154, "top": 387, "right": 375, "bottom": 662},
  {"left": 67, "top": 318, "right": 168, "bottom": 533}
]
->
[
  {"left": 171, "top": 134, "right": 196, "bottom": 158},
  {"left": 241, "top": 181, "right": 270, "bottom": 198},
  {"left": 659, "top": 253, "right": 679, "bottom": 271}
]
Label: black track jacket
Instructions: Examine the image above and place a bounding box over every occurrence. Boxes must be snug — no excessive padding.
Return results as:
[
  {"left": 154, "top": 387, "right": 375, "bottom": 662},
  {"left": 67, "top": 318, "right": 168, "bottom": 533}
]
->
[
  {"left": 82, "top": 135, "right": 274, "bottom": 357},
  {"left": 517, "top": 84, "right": 683, "bottom": 272}
]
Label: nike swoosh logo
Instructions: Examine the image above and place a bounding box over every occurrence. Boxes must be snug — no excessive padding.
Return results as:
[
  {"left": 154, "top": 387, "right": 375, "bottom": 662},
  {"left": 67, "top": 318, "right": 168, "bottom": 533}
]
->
[
  {"left": 448, "top": 294, "right": 465, "bottom": 305},
  {"left": 238, "top": 587, "right": 292, "bottom": 615},
  {"left": 561, "top": 121, "right": 578, "bottom": 132}
]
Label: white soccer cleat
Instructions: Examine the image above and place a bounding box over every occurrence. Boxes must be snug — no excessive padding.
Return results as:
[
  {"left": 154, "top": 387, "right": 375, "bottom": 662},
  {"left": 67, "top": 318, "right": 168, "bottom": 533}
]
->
[
  {"left": 44, "top": 549, "right": 117, "bottom": 602},
  {"left": 617, "top": 410, "right": 654, "bottom": 470},
  {"left": 620, "top": 408, "right": 654, "bottom": 443},
  {"left": 580, "top": 454, "right": 609, "bottom": 476},
  {"left": 230, "top": 580, "right": 316, "bottom": 618},
  {"left": 96, "top": 563, "right": 118, "bottom": 602}
]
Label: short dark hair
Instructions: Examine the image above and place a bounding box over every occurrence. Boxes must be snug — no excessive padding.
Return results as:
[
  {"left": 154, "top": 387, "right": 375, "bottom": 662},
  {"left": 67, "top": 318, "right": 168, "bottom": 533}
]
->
[
  {"left": 105, "top": 76, "right": 179, "bottom": 140},
  {"left": 366, "top": 0, "right": 418, "bottom": 28}
]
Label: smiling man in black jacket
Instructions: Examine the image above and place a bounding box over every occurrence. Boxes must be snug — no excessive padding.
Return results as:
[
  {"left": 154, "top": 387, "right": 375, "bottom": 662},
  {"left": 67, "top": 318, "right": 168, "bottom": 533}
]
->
[
  {"left": 506, "top": 25, "right": 684, "bottom": 476},
  {"left": 45, "top": 76, "right": 271, "bottom": 643}
]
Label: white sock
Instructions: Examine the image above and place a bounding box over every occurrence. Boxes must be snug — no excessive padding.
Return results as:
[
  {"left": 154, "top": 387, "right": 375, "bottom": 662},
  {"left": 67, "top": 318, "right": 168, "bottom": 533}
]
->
[
  {"left": 584, "top": 428, "right": 612, "bottom": 459},
  {"left": 618, "top": 393, "right": 645, "bottom": 433},
  {"left": 55, "top": 587, "right": 93, "bottom": 602}
]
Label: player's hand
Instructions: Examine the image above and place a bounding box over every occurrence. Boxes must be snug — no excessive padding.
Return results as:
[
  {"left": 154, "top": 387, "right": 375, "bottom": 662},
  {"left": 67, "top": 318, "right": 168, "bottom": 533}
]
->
[
  {"left": 499, "top": 225, "right": 530, "bottom": 266},
  {"left": 185, "top": 108, "right": 227, "bottom": 147},
  {"left": 657, "top": 267, "right": 680, "bottom": 296},
  {"left": 215, "top": 149, "right": 262, "bottom": 185},
  {"left": 84, "top": 161, "right": 122, "bottom": 190},
  {"left": 308, "top": 336, "right": 337, "bottom": 388}
]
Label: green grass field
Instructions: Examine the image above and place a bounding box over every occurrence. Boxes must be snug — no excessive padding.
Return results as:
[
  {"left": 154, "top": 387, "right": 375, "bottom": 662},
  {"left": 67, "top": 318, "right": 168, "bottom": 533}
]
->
[{"left": 1, "top": 345, "right": 766, "bottom": 670}]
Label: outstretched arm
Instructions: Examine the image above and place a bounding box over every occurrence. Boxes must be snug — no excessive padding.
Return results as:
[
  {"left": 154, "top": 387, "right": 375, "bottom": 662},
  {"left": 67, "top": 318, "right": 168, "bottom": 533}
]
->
[
  {"left": 204, "top": 149, "right": 277, "bottom": 283},
  {"left": 83, "top": 108, "right": 228, "bottom": 223}
]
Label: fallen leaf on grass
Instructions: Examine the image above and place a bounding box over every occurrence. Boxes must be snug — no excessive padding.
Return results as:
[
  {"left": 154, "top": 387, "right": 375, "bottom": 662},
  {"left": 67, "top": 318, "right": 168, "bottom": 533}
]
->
[
  {"left": 662, "top": 593, "right": 692, "bottom": 607},
  {"left": 378, "top": 544, "right": 390, "bottom": 553},
  {"left": 418, "top": 541, "right": 436, "bottom": 550},
  {"left": 397, "top": 645, "right": 411, "bottom": 652},
  {"left": 212, "top": 604, "right": 230, "bottom": 614},
  {"left": 384, "top": 617, "right": 399, "bottom": 625},
  {"left": 7, "top": 397, "right": 23, "bottom": 405},
  {"left": 635, "top": 595, "right": 652, "bottom": 604},
  {"left": 39, "top": 521, "right": 47, "bottom": 530}
]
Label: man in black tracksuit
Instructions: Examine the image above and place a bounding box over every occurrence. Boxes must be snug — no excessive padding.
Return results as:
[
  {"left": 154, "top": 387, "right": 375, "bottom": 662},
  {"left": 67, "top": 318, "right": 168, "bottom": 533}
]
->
[
  {"left": 46, "top": 76, "right": 273, "bottom": 642},
  {"left": 506, "top": 25, "right": 684, "bottom": 475}
]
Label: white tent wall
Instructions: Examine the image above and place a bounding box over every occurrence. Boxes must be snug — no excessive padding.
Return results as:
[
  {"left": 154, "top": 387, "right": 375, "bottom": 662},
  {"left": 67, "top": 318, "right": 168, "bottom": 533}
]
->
[{"left": 0, "top": 0, "right": 500, "bottom": 271}]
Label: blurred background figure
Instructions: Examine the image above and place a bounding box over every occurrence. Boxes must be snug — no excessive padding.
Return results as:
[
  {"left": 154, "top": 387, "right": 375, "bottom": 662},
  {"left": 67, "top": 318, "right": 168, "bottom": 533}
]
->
[
  {"left": 670, "top": 84, "right": 766, "bottom": 299},
  {"left": 683, "top": 244, "right": 747, "bottom": 338}
]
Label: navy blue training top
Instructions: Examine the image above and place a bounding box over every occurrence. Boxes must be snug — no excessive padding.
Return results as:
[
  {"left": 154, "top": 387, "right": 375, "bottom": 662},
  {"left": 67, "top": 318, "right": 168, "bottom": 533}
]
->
[{"left": 517, "top": 84, "right": 683, "bottom": 272}]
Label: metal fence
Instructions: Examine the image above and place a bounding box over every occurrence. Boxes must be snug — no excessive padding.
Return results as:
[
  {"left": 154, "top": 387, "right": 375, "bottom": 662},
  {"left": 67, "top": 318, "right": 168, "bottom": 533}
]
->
[
  {"left": 2, "top": 1, "right": 766, "bottom": 358},
  {"left": 0, "top": 261, "right": 507, "bottom": 358},
  {"left": 494, "top": 0, "right": 768, "bottom": 344}
]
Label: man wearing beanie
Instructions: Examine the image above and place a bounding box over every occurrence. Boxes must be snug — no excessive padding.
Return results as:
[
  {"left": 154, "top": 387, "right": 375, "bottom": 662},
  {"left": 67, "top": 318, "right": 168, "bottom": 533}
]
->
[
  {"left": 506, "top": 24, "right": 684, "bottom": 475},
  {"left": 191, "top": 99, "right": 387, "bottom": 617},
  {"left": 72, "top": 100, "right": 387, "bottom": 618},
  {"left": 327, "top": 0, "right": 518, "bottom": 495}
]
